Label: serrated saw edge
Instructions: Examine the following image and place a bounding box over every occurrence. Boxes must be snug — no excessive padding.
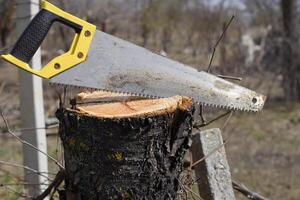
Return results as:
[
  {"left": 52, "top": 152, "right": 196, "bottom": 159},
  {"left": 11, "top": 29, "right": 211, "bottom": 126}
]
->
[{"left": 50, "top": 82, "right": 257, "bottom": 112}]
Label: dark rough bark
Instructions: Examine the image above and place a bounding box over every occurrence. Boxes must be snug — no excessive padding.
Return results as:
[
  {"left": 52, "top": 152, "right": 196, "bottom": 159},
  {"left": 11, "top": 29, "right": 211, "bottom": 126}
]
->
[{"left": 56, "top": 104, "right": 194, "bottom": 200}]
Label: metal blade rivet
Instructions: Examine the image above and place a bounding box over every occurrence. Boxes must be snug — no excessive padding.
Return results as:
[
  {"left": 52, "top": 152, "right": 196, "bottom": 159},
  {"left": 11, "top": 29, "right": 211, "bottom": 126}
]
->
[
  {"left": 77, "top": 52, "right": 84, "bottom": 59},
  {"left": 54, "top": 63, "right": 61, "bottom": 69},
  {"left": 84, "top": 31, "right": 91, "bottom": 37}
]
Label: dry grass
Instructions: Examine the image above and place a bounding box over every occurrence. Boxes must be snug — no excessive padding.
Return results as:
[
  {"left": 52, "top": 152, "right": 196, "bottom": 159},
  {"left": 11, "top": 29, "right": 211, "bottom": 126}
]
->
[
  {"left": 225, "top": 103, "right": 300, "bottom": 200},
  {"left": 0, "top": 136, "right": 61, "bottom": 200}
]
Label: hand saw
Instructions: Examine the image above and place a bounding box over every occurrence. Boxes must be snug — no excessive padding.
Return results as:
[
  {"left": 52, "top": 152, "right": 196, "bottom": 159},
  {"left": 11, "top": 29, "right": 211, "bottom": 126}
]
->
[{"left": 1, "top": 1, "right": 266, "bottom": 112}]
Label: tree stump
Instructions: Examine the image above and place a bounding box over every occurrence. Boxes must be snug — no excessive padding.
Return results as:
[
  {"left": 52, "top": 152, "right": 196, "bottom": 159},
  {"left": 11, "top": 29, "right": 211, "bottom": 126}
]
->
[{"left": 56, "top": 91, "right": 195, "bottom": 200}]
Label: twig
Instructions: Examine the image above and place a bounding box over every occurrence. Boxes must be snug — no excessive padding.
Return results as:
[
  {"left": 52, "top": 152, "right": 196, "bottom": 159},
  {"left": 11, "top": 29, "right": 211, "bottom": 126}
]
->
[
  {"left": 191, "top": 140, "right": 227, "bottom": 168},
  {"left": 0, "top": 160, "right": 52, "bottom": 181},
  {"left": 177, "top": 177, "right": 203, "bottom": 200},
  {"left": 49, "top": 175, "right": 63, "bottom": 200},
  {"left": 0, "top": 132, "right": 57, "bottom": 139},
  {"left": 33, "top": 170, "right": 65, "bottom": 200},
  {"left": 0, "top": 125, "right": 59, "bottom": 138},
  {"left": 14, "top": 125, "right": 58, "bottom": 132},
  {"left": 217, "top": 74, "right": 243, "bottom": 81},
  {"left": 56, "top": 90, "right": 63, "bottom": 109},
  {"left": 63, "top": 87, "right": 67, "bottom": 107},
  {"left": 0, "top": 182, "right": 49, "bottom": 186},
  {"left": 193, "top": 111, "right": 231, "bottom": 129},
  {"left": 233, "top": 180, "right": 269, "bottom": 200},
  {"left": 207, "top": 15, "right": 235, "bottom": 73},
  {"left": 14, "top": 127, "right": 57, "bottom": 134},
  {"left": 27, "top": 171, "right": 57, "bottom": 176},
  {"left": 198, "top": 105, "right": 207, "bottom": 126},
  {"left": 0, "top": 184, "right": 31, "bottom": 199},
  {"left": 0, "top": 110, "right": 65, "bottom": 169},
  {"left": 200, "top": 17, "right": 235, "bottom": 128},
  {"left": 221, "top": 111, "right": 234, "bottom": 130}
]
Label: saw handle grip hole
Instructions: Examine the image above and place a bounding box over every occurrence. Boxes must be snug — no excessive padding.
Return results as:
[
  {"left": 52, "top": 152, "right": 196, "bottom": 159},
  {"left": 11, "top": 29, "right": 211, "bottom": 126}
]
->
[{"left": 11, "top": 9, "right": 82, "bottom": 64}]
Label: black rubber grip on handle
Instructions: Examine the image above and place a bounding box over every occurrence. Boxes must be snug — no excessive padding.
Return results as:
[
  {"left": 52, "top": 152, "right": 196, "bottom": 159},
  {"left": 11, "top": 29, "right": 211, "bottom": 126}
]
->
[{"left": 11, "top": 9, "right": 82, "bottom": 63}]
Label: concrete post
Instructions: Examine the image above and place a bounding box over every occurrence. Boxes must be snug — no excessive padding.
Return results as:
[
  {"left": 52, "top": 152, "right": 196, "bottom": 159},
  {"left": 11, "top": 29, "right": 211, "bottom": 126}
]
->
[
  {"left": 16, "top": 0, "right": 49, "bottom": 198},
  {"left": 192, "top": 128, "right": 235, "bottom": 200}
]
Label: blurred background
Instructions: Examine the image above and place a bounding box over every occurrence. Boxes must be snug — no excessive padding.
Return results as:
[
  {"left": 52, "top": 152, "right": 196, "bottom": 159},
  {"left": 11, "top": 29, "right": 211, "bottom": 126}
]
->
[{"left": 0, "top": 0, "right": 300, "bottom": 199}]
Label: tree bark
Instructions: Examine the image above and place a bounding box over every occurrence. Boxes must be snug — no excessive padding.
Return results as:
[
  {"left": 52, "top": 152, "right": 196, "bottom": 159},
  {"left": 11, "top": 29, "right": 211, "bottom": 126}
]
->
[{"left": 56, "top": 91, "right": 194, "bottom": 200}]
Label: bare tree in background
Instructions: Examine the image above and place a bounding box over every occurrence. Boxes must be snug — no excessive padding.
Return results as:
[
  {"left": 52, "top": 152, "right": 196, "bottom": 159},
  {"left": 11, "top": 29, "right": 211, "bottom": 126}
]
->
[
  {"left": 243, "top": 0, "right": 280, "bottom": 26},
  {"left": 0, "top": 0, "right": 15, "bottom": 47},
  {"left": 139, "top": 0, "right": 156, "bottom": 47},
  {"left": 244, "top": 0, "right": 300, "bottom": 100},
  {"left": 280, "top": 0, "right": 300, "bottom": 100}
]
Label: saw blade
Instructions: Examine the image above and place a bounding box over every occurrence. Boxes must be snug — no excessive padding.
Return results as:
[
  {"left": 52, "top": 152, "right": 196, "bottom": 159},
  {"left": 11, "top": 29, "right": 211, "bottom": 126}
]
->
[
  {"left": 51, "top": 81, "right": 264, "bottom": 112},
  {"left": 50, "top": 31, "right": 266, "bottom": 112}
]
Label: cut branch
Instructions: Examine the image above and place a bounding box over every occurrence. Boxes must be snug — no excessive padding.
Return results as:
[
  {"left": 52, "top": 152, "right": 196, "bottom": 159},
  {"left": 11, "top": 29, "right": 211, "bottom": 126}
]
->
[
  {"left": 191, "top": 140, "right": 228, "bottom": 169},
  {"left": 217, "top": 75, "right": 243, "bottom": 81},
  {"left": 193, "top": 111, "right": 231, "bottom": 129},
  {"left": 33, "top": 170, "right": 65, "bottom": 200},
  {"left": 0, "top": 160, "right": 52, "bottom": 181},
  {"left": 207, "top": 15, "right": 235, "bottom": 73},
  {"left": 233, "top": 180, "right": 269, "bottom": 200}
]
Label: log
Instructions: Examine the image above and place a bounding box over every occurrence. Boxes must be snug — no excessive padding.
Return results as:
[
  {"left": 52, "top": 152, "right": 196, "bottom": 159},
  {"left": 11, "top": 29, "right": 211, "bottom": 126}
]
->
[{"left": 56, "top": 91, "right": 195, "bottom": 200}]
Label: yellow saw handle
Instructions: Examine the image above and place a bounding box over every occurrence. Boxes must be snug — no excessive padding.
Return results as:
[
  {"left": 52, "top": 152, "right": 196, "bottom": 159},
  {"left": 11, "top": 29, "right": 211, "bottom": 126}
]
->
[{"left": 1, "top": 0, "right": 96, "bottom": 79}]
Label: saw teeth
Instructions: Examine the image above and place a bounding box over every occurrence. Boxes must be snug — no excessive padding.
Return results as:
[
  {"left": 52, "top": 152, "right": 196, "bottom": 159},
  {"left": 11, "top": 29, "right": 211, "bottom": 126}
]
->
[
  {"left": 195, "top": 100, "right": 253, "bottom": 112},
  {"left": 49, "top": 82, "right": 254, "bottom": 112}
]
